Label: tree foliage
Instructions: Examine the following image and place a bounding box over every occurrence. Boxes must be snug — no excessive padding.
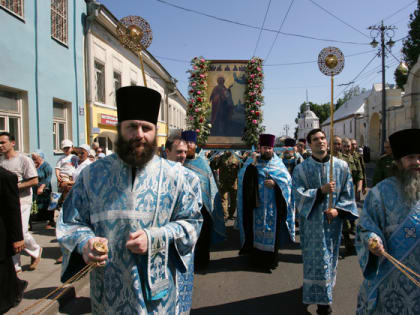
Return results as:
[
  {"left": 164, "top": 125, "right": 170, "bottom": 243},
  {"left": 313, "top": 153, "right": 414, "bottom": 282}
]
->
[{"left": 394, "top": 0, "right": 420, "bottom": 89}]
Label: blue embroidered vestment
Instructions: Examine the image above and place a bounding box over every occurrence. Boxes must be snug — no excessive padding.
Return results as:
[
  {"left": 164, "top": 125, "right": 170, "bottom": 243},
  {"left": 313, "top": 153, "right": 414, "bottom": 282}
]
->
[
  {"left": 57, "top": 154, "right": 203, "bottom": 315},
  {"left": 237, "top": 154, "right": 295, "bottom": 252},
  {"left": 292, "top": 156, "right": 358, "bottom": 305},
  {"left": 356, "top": 177, "right": 420, "bottom": 315},
  {"left": 183, "top": 156, "right": 226, "bottom": 245}
]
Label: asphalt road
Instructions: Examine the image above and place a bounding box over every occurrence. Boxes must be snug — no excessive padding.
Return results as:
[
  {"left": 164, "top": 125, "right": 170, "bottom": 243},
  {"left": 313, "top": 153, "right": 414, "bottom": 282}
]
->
[
  {"left": 190, "top": 221, "right": 362, "bottom": 315},
  {"left": 191, "top": 161, "right": 375, "bottom": 315},
  {"left": 60, "top": 221, "right": 363, "bottom": 315}
]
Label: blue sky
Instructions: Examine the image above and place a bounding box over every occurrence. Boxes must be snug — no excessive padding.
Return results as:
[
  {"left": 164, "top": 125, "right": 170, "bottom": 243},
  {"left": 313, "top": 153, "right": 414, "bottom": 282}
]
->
[{"left": 99, "top": 0, "right": 417, "bottom": 137}]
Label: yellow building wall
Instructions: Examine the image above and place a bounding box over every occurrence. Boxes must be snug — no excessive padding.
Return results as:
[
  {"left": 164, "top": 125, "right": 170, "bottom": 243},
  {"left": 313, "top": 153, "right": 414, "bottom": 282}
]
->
[
  {"left": 86, "top": 105, "right": 168, "bottom": 148},
  {"left": 157, "top": 121, "right": 168, "bottom": 147},
  {"left": 86, "top": 105, "right": 118, "bottom": 145}
]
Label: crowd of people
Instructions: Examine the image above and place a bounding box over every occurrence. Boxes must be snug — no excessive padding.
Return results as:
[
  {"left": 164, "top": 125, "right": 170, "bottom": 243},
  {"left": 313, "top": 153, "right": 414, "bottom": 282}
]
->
[
  {"left": 0, "top": 85, "right": 418, "bottom": 315},
  {"left": 0, "top": 132, "right": 108, "bottom": 313}
]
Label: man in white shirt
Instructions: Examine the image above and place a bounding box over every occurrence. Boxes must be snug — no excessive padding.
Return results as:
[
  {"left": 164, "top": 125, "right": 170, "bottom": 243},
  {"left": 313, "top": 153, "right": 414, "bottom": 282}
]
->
[{"left": 0, "top": 132, "right": 42, "bottom": 272}]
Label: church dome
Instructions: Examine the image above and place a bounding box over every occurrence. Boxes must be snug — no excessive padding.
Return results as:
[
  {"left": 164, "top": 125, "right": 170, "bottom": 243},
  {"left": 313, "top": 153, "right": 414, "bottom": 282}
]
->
[{"left": 304, "top": 110, "right": 318, "bottom": 119}]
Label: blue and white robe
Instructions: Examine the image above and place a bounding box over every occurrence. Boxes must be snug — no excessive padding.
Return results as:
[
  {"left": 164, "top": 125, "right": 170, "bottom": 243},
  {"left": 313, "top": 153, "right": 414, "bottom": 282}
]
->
[
  {"left": 356, "top": 177, "right": 420, "bottom": 315},
  {"left": 292, "top": 156, "right": 358, "bottom": 305},
  {"left": 237, "top": 154, "right": 295, "bottom": 252},
  {"left": 57, "top": 154, "right": 203, "bottom": 315},
  {"left": 183, "top": 156, "right": 226, "bottom": 245}
]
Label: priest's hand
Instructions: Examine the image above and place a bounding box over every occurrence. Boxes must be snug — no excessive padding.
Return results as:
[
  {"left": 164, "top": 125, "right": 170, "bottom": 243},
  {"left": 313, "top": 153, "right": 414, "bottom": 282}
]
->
[
  {"left": 321, "top": 181, "right": 336, "bottom": 194},
  {"left": 324, "top": 208, "right": 338, "bottom": 221},
  {"left": 13, "top": 240, "right": 25, "bottom": 254},
  {"left": 368, "top": 236, "right": 385, "bottom": 257},
  {"left": 264, "top": 179, "right": 276, "bottom": 188},
  {"left": 82, "top": 237, "right": 108, "bottom": 266},
  {"left": 126, "top": 229, "right": 148, "bottom": 254}
]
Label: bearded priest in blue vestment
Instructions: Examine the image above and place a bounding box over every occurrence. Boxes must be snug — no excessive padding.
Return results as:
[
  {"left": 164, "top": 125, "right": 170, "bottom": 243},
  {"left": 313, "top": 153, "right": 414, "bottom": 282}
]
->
[
  {"left": 237, "top": 134, "right": 295, "bottom": 272},
  {"left": 57, "top": 86, "right": 203, "bottom": 315},
  {"left": 356, "top": 129, "right": 420, "bottom": 315}
]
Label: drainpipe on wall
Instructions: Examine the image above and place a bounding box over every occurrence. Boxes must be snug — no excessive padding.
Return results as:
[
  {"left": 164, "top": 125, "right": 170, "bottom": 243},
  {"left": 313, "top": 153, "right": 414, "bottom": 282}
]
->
[
  {"left": 34, "top": 0, "right": 40, "bottom": 149},
  {"left": 167, "top": 91, "right": 177, "bottom": 129},
  {"left": 84, "top": 0, "right": 100, "bottom": 145},
  {"left": 166, "top": 78, "right": 177, "bottom": 131},
  {"left": 73, "top": 0, "right": 80, "bottom": 146}
]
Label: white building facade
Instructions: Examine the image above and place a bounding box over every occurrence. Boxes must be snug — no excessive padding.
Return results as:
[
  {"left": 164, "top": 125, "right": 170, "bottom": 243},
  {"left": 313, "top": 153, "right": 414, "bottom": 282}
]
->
[
  {"left": 84, "top": 2, "right": 186, "bottom": 150},
  {"left": 322, "top": 91, "right": 370, "bottom": 144}
]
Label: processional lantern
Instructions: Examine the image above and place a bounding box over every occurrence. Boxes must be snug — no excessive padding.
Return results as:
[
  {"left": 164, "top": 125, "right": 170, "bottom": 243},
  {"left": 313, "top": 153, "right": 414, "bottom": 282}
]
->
[
  {"left": 317, "top": 47, "right": 345, "bottom": 213},
  {"left": 117, "top": 15, "right": 153, "bottom": 87}
]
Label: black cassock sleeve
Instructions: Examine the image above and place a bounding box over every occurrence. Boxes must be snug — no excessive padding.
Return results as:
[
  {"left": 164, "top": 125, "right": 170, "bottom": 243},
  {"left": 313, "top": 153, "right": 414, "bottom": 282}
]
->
[{"left": 0, "top": 167, "right": 23, "bottom": 259}]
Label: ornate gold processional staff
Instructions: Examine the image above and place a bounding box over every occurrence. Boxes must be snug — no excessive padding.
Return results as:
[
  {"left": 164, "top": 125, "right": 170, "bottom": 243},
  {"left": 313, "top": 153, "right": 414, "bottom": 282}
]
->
[
  {"left": 317, "top": 47, "right": 345, "bottom": 220},
  {"left": 117, "top": 16, "right": 153, "bottom": 88}
]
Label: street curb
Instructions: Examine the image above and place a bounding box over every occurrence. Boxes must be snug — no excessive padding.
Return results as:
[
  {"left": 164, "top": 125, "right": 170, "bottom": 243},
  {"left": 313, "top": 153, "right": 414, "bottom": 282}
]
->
[{"left": 40, "top": 273, "right": 89, "bottom": 315}]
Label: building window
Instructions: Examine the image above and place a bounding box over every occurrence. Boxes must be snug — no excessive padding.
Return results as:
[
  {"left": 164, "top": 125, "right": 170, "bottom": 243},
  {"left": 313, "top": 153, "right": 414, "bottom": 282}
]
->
[
  {"left": 0, "top": 0, "right": 24, "bottom": 18},
  {"left": 113, "top": 71, "right": 121, "bottom": 106},
  {"left": 52, "top": 100, "right": 69, "bottom": 151},
  {"left": 95, "top": 136, "right": 113, "bottom": 152},
  {"left": 350, "top": 121, "right": 352, "bottom": 133},
  {"left": 0, "top": 90, "right": 23, "bottom": 151},
  {"left": 172, "top": 107, "right": 176, "bottom": 127},
  {"left": 94, "top": 61, "right": 105, "bottom": 103},
  {"left": 343, "top": 124, "right": 346, "bottom": 134},
  {"left": 159, "top": 99, "right": 165, "bottom": 122},
  {"left": 51, "top": 0, "right": 68, "bottom": 45}
]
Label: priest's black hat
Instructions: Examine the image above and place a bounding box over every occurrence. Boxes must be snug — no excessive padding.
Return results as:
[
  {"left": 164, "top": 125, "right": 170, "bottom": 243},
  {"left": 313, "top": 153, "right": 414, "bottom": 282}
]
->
[
  {"left": 389, "top": 128, "right": 420, "bottom": 160},
  {"left": 181, "top": 130, "right": 197, "bottom": 143},
  {"left": 116, "top": 86, "right": 161, "bottom": 124},
  {"left": 259, "top": 134, "right": 275, "bottom": 147},
  {"left": 284, "top": 138, "right": 296, "bottom": 147}
]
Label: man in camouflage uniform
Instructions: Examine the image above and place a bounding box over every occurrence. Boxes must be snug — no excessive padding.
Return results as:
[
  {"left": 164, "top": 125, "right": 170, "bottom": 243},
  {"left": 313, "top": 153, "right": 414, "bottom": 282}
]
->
[
  {"left": 351, "top": 139, "right": 366, "bottom": 200},
  {"left": 341, "top": 138, "right": 363, "bottom": 256},
  {"left": 332, "top": 136, "right": 343, "bottom": 158},
  {"left": 211, "top": 151, "right": 241, "bottom": 220},
  {"left": 372, "top": 140, "right": 395, "bottom": 186}
]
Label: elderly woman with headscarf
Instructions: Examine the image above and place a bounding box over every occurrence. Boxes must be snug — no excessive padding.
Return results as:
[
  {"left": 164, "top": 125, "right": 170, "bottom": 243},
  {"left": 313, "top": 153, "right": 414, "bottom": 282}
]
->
[{"left": 31, "top": 150, "right": 53, "bottom": 229}]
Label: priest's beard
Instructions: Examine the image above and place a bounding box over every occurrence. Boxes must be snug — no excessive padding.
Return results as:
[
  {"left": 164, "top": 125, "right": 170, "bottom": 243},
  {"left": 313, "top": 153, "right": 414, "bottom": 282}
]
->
[
  {"left": 396, "top": 168, "right": 420, "bottom": 206},
  {"left": 186, "top": 147, "right": 195, "bottom": 159},
  {"left": 261, "top": 151, "right": 273, "bottom": 161},
  {"left": 115, "top": 134, "right": 157, "bottom": 169}
]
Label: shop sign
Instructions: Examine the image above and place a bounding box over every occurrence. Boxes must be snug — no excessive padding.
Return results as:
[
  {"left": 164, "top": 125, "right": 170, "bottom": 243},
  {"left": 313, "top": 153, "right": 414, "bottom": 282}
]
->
[{"left": 100, "top": 114, "right": 118, "bottom": 126}]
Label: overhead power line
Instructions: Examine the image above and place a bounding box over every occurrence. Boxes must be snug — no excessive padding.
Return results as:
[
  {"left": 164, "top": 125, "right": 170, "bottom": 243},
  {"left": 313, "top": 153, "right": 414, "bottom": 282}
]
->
[
  {"left": 386, "top": 46, "right": 420, "bottom": 79},
  {"left": 334, "top": 58, "right": 399, "bottom": 101},
  {"left": 264, "top": 49, "right": 376, "bottom": 66},
  {"left": 154, "top": 49, "right": 376, "bottom": 66},
  {"left": 333, "top": 53, "right": 379, "bottom": 100},
  {"left": 307, "top": 0, "right": 370, "bottom": 39},
  {"left": 253, "top": 0, "right": 272, "bottom": 57},
  {"left": 264, "top": 0, "right": 295, "bottom": 63},
  {"left": 154, "top": 0, "right": 368, "bottom": 45},
  {"left": 379, "top": 0, "right": 417, "bottom": 24}
]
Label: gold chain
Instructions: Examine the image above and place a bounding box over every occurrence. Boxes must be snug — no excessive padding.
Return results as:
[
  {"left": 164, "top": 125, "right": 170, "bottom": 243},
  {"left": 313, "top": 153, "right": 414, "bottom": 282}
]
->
[
  {"left": 369, "top": 238, "right": 420, "bottom": 288},
  {"left": 16, "top": 263, "right": 96, "bottom": 315}
]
